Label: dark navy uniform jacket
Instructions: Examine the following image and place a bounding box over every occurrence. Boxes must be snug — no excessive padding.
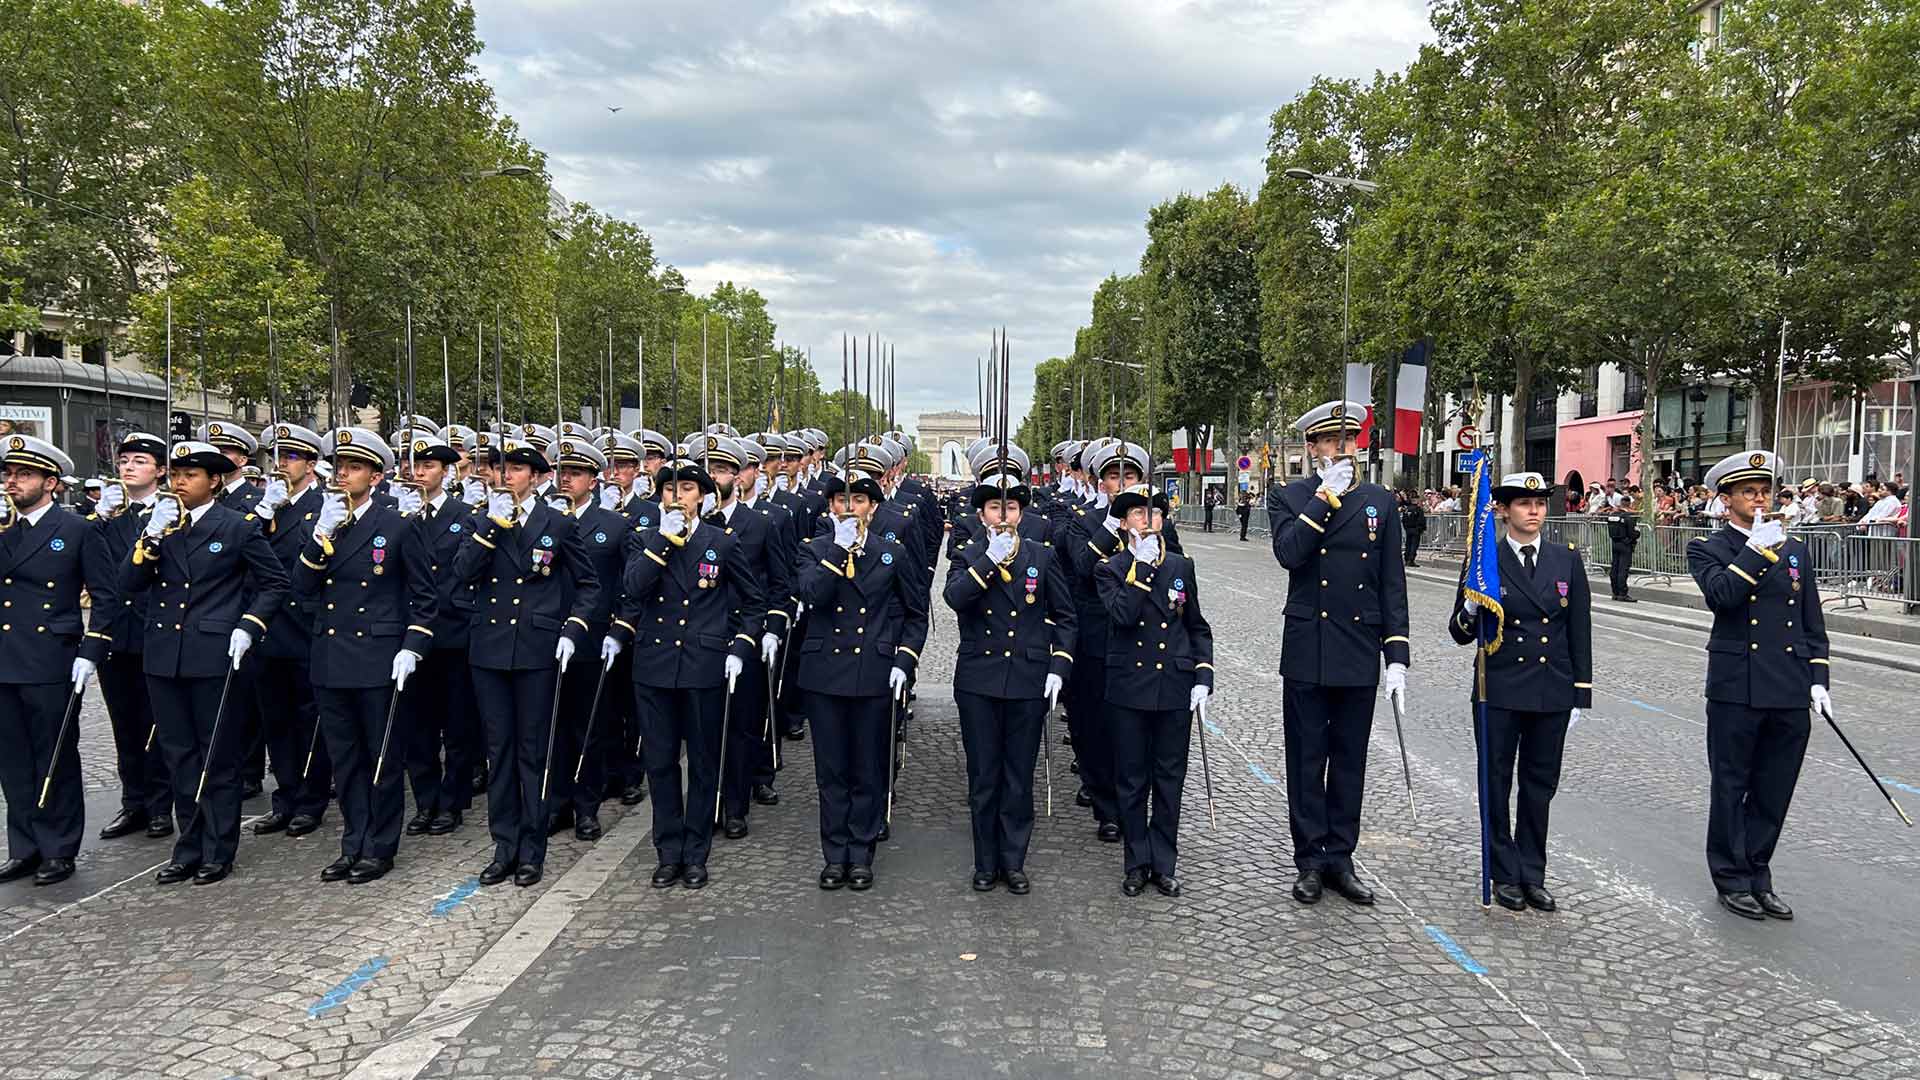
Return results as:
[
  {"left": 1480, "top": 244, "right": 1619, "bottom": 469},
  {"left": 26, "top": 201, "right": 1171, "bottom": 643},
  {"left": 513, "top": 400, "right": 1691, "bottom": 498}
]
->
[
  {"left": 257, "top": 486, "right": 323, "bottom": 663},
  {"left": 87, "top": 503, "right": 156, "bottom": 655},
  {"left": 942, "top": 532, "right": 1075, "bottom": 699},
  {"left": 809, "top": 497, "right": 928, "bottom": 594},
  {"left": 291, "top": 501, "right": 438, "bottom": 688},
  {"left": 217, "top": 477, "right": 263, "bottom": 517},
  {"left": 898, "top": 476, "right": 944, "bottom": 572},
  {"left": 0, "top": 504, "right": 113, "bottom": 682},
  {"left": 1093, "top": 547, "right": 1215, "bottom": 711},
  {"left": 792, "top": 531, "right": 930, "bottom": 697},
  {"left": 450, "top": 502, "right": 601, "bottom": 671},
  {"left": 731, "top": 497, "right": 796, "bottom": 638},
  {"left": 946, "top": 505, "right": 1052, "bottom": 561},
  {"left": 417, "top": 494, "right": 479, "bottom": 650},
  {"left": 1448, "top": 539, "right": 1592, "bottom": 710},
  {"left": 1268, "top": 477, "right": 1411, "bottom": 687},
  {"left": 117, "top": 502, "right": 289, "bottom": 680},
  {"left": 1687, "top": 526, "right": 1830, "bottom": 710},
  {"left": 556, "top": 502, "right": 629, "bottom": 639},
  {"left": 612, "top": 518, "right": 764, "bottom": 689},
  {"left": 770, "top": 486, "right": 815, "bottom": 551},
  {"left": 614, "top": 492, "right": 661, "bottom": 532}
]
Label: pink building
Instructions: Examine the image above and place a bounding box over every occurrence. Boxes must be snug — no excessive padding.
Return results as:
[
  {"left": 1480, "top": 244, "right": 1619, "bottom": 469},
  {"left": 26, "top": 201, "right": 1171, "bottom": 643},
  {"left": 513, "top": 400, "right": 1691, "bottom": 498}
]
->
[{"left": 1558, "top": 411, "right": 1642, "bottom": 490}]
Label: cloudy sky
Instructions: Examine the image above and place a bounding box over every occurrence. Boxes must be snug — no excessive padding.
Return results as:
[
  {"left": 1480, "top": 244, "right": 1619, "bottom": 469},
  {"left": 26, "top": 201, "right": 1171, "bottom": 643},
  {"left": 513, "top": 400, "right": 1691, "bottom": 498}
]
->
[{"left": 472, "top": 0, "right": 1430, "bottom": 437}]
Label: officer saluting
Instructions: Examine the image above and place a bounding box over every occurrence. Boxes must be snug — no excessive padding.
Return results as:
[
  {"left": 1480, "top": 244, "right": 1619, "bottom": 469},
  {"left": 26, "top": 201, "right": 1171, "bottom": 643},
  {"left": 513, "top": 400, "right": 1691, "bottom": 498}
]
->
[
  {"left": 1267, "top": 399, "right": 1410, "bottom": 906},
  {"left": 0, "top": 436, "right": 114, "bottom": 885},
  {"left": 1688, "top": 450, "right": 1829, "bottom": 921},
  {"left": 1447, "top": 472, "right": 1590, "bottom": 913},
  {"left": 943, "top": 443, "right": 1074, "bottom": 894},
  {"left": 119, "top": 440, "right": 288, "bottom": 885}
]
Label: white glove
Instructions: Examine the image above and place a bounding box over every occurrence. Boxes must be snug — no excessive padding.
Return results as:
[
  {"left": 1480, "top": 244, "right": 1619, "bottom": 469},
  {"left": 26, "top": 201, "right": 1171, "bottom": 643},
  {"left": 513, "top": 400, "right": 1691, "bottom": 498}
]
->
[
  {"left": 96, "top": 482, "right": 126, "bottom": 517},
  {"left": 1317, "top": 457, "right": 1354, "bottom": 494},
  {"left": 600, "top": 634, "right": 622, "bottom": 670},
  {"left": 700, "top": 492, "right": 718, "bottom": 516},
  {"left": 1102, "top": 513, "right": 1122, "bottom": 536},
  {"left": 555, "top": 636, "right": 576, "bottom": 673},
  {"left": 754, "top": 474, "right": 769, "bottom": 499},
  {"left": 313, "top": 491, "right": 350, "bottom": 539},
  {"left": 985, "top": 530, "right": 1016, "bottom": 564},
  {"left": 259, "top": 477, "right": 291, "bottom": 512},
  {"left": 254, "top": 499, "right": 278, "bottom": 524},
  {"left": 1810, "top": 684, "right": 1832, "bottom": 717},
  {"left": 761, "top": 632, "right": 780, "bottom": 665},
  {"left": 888, "top": 665, "right": 908, "bottom": 698},
  {"left": 462, "top": 477, "right": 488, "bottom": 509},
  {"left": 774, "top": 473, "right": 790, "bottom": 492},
  {"left": 1747, "top": 517, "right": 1787, "bottom": 551},
  {"left": 1189, "top": 684, "right": 1210, "bottom": 722},
  {"left": 443, "top": 472, "right": 458, "bottom": 495},
  {"left": 1092, "top": 490, "right": 1110, "bottom": 510},
  {"left": 1461, "top": 597, "right": 1480, "bottom": 617},
  {"left": 71, "top": 657, "right": 96, "bottom": 692},
  {"left": 1044, "top": 672, "right": 1063, "bottom": 709},
  {"left": 1382, "top": 662, "right": 1407, "bottom": 705},
  {"left": 228, "top": 628, "right": 253, "bottom": 670},
  {"left": 143, "top": 495, "right": 180, "bottom": 538},
  {"left": 1130, "top": 532, "right": 1161, "bottom": 565},
  {"left": 487, "top": 490, "right": 516, "bottom": 523},
  {"left": 598, "top": 485, "right": 621, "bottom": 512},
  {"left": 660, "top": 508, "right": 687, "bottom": 537},
  {"left": 546, "top": 495, "right": 572, "bottom": 513},
  {"left": 396, "top": 484, "right": 424, "bottom": 516},
  {"left": 833, "top": 514, "right": 861, "bottom": 549},
  {"left": 390, "top": 649, "right": 420, "bottom": 691},
  {"left": 725, "top": 654, "right": 743, "bottom": 691},
  {"left": 1569, "top": 707, "right": 1584, "bottom": 728}
]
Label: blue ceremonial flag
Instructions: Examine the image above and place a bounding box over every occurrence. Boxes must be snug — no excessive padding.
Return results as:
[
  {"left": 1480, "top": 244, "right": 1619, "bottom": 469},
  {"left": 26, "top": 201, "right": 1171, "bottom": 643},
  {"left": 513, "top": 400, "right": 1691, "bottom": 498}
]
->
[{"left": 1460, "top": 447, "right": 1504, "bottom": 654}]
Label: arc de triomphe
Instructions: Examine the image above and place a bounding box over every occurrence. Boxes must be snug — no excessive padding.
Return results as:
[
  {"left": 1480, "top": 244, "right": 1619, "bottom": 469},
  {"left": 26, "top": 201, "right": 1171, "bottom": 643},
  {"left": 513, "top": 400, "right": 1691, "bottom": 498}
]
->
[{"left": 916, "top": 410, "right": 982, "bottom": 479}]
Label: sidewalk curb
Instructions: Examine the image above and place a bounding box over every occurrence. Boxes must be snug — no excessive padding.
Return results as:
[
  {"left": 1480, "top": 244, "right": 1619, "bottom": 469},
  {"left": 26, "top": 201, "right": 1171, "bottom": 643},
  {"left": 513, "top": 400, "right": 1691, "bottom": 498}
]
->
[{"left": 1405, "top": 566, "right": 1920, "bottom": 675}]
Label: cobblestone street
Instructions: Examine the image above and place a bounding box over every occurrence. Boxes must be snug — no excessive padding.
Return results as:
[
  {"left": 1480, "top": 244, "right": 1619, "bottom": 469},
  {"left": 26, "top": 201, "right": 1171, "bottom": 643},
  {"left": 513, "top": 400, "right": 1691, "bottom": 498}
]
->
[{"left": 2, "top": 533, "right": 1917, "bottom": 1079}]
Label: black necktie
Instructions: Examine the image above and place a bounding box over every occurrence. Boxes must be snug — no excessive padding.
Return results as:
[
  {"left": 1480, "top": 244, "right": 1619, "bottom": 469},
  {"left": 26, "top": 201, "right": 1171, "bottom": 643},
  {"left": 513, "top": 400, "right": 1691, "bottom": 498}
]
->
[{"left": 1521, "top": 543, "right": 1536, "bottom": 576}]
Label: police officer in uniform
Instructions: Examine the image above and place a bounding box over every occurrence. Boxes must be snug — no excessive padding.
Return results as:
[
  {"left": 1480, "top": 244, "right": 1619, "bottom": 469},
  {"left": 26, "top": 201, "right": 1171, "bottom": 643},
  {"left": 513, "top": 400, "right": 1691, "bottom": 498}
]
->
[
  {"left": 1095, "top": 476, "right": 1214, "bottom": 898},
  {"left": 942, "top": 446, "right": 1074, "bottom": 893},
  {"left": 1688, "top": 450, "right": 1829, "bottom": 921},
  {"left": 248, "top": 423, "right": 332, "bottom": 839},
  {"left": 1447, "top": 472, "right": 1589, "bottom": 913},
  {"left": 87, "top": 432, "right": 174, "bottom": 841},
  {"left": 0, "top": 436, "right": 113, "bottom": 885},
  {"left": 452, "top": 433, "right": 601, "bottom": 888},
  {"left": 1267, "top": 400, "right": 1410, "bottom": 906},
  {"left": 793, "top": 457, "right": 929, "bottom": 890},
  {"left": 119, "top": 441, "right": 289, "bottom": 885},
  {"left": 605, "top": 441, "right": 764, "bottom": 889},
  {"left": 1606, "top": 498, "right": 1639, "bottom": 602}
]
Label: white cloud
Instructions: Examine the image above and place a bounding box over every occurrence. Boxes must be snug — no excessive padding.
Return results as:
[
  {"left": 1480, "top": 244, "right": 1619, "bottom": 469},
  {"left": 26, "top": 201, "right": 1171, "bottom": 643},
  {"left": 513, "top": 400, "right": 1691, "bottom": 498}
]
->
[{"left": 471, "top": 0, "right": 1430, "bottom": 435}]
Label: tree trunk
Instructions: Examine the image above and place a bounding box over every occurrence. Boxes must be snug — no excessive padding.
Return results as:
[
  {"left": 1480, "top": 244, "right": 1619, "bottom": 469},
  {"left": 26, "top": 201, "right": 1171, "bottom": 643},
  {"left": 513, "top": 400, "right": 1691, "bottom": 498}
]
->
[
  {"left": 1507, "top": 352, "right": 1536, "bottom": 473},
  {"left": 1637, "top": 345, "right": 1665, "bottom": 533}
]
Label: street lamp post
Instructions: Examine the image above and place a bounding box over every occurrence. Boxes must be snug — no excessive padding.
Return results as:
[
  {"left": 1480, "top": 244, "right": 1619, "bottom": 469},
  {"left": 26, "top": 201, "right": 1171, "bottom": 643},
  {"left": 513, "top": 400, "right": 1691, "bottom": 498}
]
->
[
  {"left": 1284, "top": 167, "right": 1378, "bottom": 402},
  {"left": 1688, "top": 383, "right": 1710, "bottom": 484}
]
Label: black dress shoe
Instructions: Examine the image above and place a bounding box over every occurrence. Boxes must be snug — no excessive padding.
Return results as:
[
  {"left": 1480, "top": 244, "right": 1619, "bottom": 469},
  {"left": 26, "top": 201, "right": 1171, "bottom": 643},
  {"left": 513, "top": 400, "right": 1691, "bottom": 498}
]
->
[
  {"left": 513, "top": 864, "right": 543, "bottom": 887},
  {"left": 405, "top": 811, "right": 434, "bottom": 836},
  {"left": 320, "top": 856, "right": 355, "bottom": 882},
  {"left": 721, "top": 817, "right": 749, "bottom": 840},
  {"left": 1719, "top": 890, "right": 1766, "bottom": 920},
  {"left": 1752, "top": 890, "right": 1793, "bottom": 920},
  {"left": 1069, "top": 759, "right": 1080, "bottom": 775},
  {"left": 253, "top": 812, "right": 290, "bottom": 835},
  {"left": 155, "top": 861, "right": 194, "bottom": 885},
  {"left": 192, "top": 863, "right": 232, "bottom": 885},
  {"left": 285, "top": 814, "right": 321, "bottom": 838},
  {"left": 877, "top": 823, "right": 891, "bottom": 843},
  {"left": 752, "top": 783, "right": 779, "bottom": 806},
  {"left": 1291, "top": 870, "right": 1323, "bottom": 904},
  {"left": 428, "top": 810, "right": 461, "bottom": 836},
  {"left": 478, "top": 860, "right": 514, "bottom": 886},
  {"left": 1075, "top": 786, "right": 1092, "bottom": 807},
  {"left": 347, "top": 857, "right": 392, "bottom": 884},
  {"left": 820, "top": 863, "right": 848, "bottom": 890},
  {"left": 1322, "top": 869, "right": 1375, "bottom": 905},
  {"left": 1150, "top": 872, "right": 1181, "bottom": 898},
  {"left": 651, "top": 863, "right": 683, "bottom": 888},
  {"left": 620, "top": 783, "right": 647, "bottom": 806},
  {"left": 471, "top": 770, "right": 489, "bottom": 795},
  {"left": 783, "top": 725, "right": 805, "bottom": 741},
  {"left": 0, "top": 855, "right": 42, "bottom": 883},
  {"left": 546, "top": 811, "right": 575, "bottom": 837},
  {"left": 33, "top": 858, "right": 74, "bottom": 886},
  {"left": 1617, "top": 595, "right": 1637, "bottom": 603},
  {"left": 682, "top": 864, "right": 710, "bottom": 889},
  {"left": 1121, "top": 869, "right": 1148, "bottom": 897},
  {"left": 241, "top": 779, "right": 264, "bottom": 800},
  {"left": 145, "top": 818, "right": 174, "bottom": 839},
  {"left": 1003, "top": 870, "right": 1031, "bottom": 895},
  {"left": 1493, "top": 883, "right": 1527, "bottom": 911},
  {"left": 100, "top": 809, "right": 148, "bottom": 839},
  {"left": 846, "top": 865, "right": 873, "bottom": 891},
  {"left": 971, "top": 871, "right": 997, "bottom": 892},
  {"left": 1523, "top": 885, "right": 1557, "bottom": 913},
  {"left": 574, "top": 817, "right": 603, "bottom": 842},
  {"left": 1096, "top": 822, "right": 1121, "bottom": 843}
]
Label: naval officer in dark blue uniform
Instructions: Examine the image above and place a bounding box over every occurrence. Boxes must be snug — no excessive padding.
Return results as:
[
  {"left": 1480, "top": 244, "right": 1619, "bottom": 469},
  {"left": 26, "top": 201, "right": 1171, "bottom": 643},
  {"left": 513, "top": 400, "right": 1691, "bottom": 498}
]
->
[
  {"left": 1447, "top": 472, "right": 1590, "bottom": 913},
  {"left": 1267, "top": 399, "right": 1410, "bottom": 906},
  {"left": 1687, "top": 449, "right": 1830, "bottom": 922}
]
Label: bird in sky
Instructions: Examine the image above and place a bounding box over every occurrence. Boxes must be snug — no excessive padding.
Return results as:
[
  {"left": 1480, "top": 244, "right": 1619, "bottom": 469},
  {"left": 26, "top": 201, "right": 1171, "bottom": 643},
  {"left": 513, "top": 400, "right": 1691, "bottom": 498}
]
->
[{"left": 607, "top": 106, "right": 624, "bottom": 113}]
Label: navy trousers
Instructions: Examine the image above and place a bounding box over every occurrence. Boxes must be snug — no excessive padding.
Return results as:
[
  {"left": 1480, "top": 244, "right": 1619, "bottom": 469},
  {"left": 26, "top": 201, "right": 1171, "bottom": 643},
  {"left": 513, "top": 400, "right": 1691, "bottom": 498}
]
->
[
  {"left": 1705, "top": 702, "right": 1809, "bottom": 894},
  {"left": 1066, "top": 653, "right": 1118, "bottom": 827},
  {"left": 148, "top": 673, "right": 245, "bottom": 867},
  {"left": 955, "top": 691, "right": 1044, "bottom": 874},
  {"left": 723, "top": 656, "right": 776, "bottom": 820},
  {"left": 256, "top": 657, "right": 331, "bottom": 821},
  {"left": 1476, "top": 706, "right": 1569, "bottom": 887},
  {"left": 472, "top": 666, "right": 558, "bottom": 868},
  {"left": 99, "top": 651, "right": 169, "bottom": 819},
  {"left": 805, "top": 691, "right": 890, "bottom": 868},
  {"left": 0, "top": 682, "right": 84, "bottom": 862},
  {"left": 405, "top": 647, "right": 478, "bottom": 816},
  {"left": 552, "top": 658, "right": 614, "bottom": 822},
  {"left": 635, "top": 683, "right": 725, "bottom": 868},
  {"left": 1282, "top": 680, "right": 1374, "bottom": 875},
  {"left": 1111, "top": 704, "right": 1190, "bottom": 878}
]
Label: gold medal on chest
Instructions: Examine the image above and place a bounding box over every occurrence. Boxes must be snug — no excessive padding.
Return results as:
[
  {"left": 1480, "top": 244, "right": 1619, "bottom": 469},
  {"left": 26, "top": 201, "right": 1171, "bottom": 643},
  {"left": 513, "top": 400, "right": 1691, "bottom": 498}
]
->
[{"left": 1024, "top": 593, "right": 1036, "bottom": 604}]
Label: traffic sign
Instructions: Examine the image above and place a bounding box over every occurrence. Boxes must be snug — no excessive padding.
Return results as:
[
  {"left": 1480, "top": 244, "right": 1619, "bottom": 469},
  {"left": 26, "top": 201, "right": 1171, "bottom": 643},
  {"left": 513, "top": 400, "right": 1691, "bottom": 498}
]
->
[
  {"left": 1236, "top": 455, "right": 1252, "bottom": 471},
  {"left": 1456, "top": 426, "right": 1478, "bottom": 450}
]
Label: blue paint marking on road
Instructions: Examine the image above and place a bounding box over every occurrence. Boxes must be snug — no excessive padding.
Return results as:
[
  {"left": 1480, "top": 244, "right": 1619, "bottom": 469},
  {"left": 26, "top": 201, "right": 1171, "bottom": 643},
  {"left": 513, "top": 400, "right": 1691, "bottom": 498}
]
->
[
  {"left": 307, "top": 956, "right": 389, "bottom": 1018},
  {"left": 431, "top": 877, "right": 480, "bottom": 918},
  {"left": 1204, "top": 719, "right": 1223, "bottom": 738},
  {"left": 1880, "top": 776, "right": 1920, "bottom": 796},
  {"left": 1423, "top": 925, "right": 1488, "bottom": 975},
  {"left": 1247, "top": 763, "right": 1278, "bottom": 785}
]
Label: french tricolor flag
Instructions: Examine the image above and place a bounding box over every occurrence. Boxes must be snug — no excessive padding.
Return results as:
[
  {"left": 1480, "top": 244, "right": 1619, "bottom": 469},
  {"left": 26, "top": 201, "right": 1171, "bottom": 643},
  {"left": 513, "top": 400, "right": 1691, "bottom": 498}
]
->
[{"left": 1394, "top": 339, "right": 1430, "bottom": 453}]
